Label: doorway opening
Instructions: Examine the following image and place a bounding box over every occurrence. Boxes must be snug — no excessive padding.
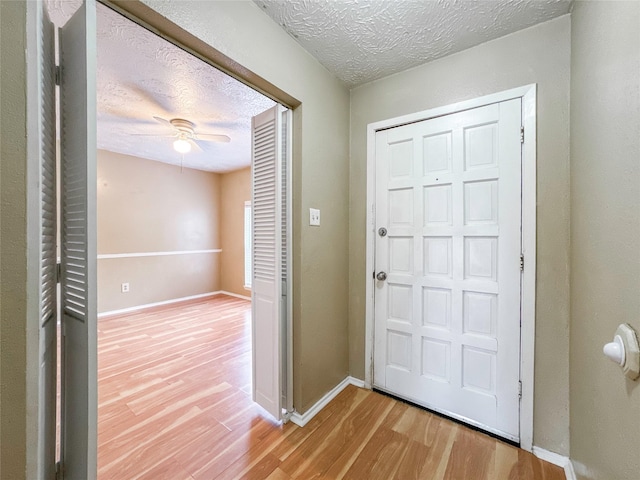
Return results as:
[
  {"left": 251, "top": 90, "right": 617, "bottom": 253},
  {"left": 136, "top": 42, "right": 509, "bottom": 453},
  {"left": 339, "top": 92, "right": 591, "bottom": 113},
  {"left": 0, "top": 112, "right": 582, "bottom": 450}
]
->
[{"left": 43, "top": 0, "right": 295, "bottom": 476}]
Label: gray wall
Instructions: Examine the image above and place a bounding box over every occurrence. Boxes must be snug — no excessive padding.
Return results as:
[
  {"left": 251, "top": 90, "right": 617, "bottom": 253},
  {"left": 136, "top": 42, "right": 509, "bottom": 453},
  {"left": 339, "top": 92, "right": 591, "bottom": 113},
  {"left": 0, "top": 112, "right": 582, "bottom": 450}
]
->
[
  {"left": 349, "top": 16, "right": 572, "bottom": 454},
  {"left": 570, "top": 2, "right": 640, "bottom": 479}
]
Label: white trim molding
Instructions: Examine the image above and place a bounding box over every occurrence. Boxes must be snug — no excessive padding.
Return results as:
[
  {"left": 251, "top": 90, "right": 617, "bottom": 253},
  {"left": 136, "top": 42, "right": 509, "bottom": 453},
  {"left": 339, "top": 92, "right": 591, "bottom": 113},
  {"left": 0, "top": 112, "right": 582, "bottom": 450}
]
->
[
  {"left": 532, "top": 447, "right": 576, "bottom": 480},
  {"left": 98, "top": 290, "right": 251, "bottom": 318},
  {"left": 364, "top": 84, "right": 537, "bottom": 451},
  {"left": 571, "top": 460, "right": 595, "bottom": 480},
  {"left": 219, "top": 290, "right": 251, "bottom": 301},
  {"left": 290, "top": 376, "right": 365, "bottom": 428},
  {"left": 97, "top": 249, "right": 221, "bottom": 260}
]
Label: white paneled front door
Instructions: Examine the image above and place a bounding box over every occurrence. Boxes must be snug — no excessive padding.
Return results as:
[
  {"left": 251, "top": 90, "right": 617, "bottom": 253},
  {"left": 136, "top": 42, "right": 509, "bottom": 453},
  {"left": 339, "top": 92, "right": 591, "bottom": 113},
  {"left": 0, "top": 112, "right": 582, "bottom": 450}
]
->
[{"left": 373, "top": 100, "right": 522, "bottom": 440}]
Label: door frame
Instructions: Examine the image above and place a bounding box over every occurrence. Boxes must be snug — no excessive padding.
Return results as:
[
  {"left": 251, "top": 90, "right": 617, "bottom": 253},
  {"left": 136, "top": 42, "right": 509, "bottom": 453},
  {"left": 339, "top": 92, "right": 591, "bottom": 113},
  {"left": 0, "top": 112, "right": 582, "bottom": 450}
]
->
[{"left": 364, "top": 84, "right": 537, "bottom": 451}]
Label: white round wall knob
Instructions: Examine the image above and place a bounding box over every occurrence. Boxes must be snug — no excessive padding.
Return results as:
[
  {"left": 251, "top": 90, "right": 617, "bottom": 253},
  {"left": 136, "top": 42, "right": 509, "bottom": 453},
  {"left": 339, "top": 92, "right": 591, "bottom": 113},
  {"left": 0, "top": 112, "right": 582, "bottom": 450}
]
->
[
  {"left": 603, "top": 324, "right": 640, "bottom": 381},
  {"left": 603, "top": 335, "right": 625, "bottom": 366}
]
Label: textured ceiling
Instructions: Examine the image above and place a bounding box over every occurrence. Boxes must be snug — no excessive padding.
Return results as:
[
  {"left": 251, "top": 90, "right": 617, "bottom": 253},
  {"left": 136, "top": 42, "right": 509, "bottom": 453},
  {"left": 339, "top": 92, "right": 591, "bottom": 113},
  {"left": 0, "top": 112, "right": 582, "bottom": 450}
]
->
[
  {"left": 46, "top": 1, "right": 275, "bottom": 172},
  {"left": 44, "top": 0, "right": 572, "bottom": 171},
  {"left": 254, "top": 0, "right": 572, "bottom": 87}
]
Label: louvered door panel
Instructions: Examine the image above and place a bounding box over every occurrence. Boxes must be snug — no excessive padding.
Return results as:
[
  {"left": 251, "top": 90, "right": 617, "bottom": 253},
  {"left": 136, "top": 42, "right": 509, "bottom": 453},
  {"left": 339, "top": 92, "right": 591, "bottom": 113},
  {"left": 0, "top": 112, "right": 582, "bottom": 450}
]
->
[
  {"left": 253, "top": 120, "right": 277, "bottom": 281},
  {"left": 251, "top": 105, "right": 283, "bottom": 419},
  {"left": 59, "top": 1, "right": 98, "bottom": 477},
  {"left": 38, "top": 3, "right": 58, "bottom": 477}
]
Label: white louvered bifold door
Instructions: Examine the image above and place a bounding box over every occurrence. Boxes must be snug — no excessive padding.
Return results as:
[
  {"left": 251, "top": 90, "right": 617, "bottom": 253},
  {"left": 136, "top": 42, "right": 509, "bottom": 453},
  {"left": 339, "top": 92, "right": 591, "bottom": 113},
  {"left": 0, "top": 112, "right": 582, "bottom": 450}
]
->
[
  {"left": 252, "top": 105, "right": 285, "bottom": 420},
  {"left": 59, "top": 1, "right": 98, "bottom": 478},
  {"left": 38, "top": 3, "right": 58, "bottom": 478}
]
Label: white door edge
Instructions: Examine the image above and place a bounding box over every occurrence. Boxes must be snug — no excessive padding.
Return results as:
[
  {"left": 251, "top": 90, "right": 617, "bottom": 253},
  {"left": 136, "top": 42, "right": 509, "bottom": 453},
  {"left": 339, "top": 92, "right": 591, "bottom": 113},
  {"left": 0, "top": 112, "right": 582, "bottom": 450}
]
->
[
  {"left": 364, "top": 84, "right": 537, "bottom": 451},
  {"left": 283, "top": 108, "right": 294, "bottom": 415},
  {"left": 25, "top": 1, "right": 48, "bottom": 476}
]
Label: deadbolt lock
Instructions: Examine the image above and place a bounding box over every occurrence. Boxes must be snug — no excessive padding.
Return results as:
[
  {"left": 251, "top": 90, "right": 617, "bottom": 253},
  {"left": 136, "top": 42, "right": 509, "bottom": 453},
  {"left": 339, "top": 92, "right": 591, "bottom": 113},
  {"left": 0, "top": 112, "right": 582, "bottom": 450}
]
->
[{"left": 378, "top": 227, "right": 387, "bottom": 237}]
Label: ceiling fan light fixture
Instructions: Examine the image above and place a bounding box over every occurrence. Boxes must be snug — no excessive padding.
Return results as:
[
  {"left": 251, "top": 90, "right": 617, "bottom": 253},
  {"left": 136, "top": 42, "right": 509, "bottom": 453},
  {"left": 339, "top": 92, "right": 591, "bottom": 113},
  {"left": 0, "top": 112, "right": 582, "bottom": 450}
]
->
[{"left": 173, "top": 138, "right": 191, "bottom": 154}]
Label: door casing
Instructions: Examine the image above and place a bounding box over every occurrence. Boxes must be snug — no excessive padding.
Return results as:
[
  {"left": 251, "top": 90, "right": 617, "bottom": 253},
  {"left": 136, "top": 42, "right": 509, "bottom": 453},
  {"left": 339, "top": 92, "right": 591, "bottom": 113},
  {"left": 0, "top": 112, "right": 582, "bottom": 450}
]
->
[{"left": 364, "top": 84, "right": 537, "bottom": 451}]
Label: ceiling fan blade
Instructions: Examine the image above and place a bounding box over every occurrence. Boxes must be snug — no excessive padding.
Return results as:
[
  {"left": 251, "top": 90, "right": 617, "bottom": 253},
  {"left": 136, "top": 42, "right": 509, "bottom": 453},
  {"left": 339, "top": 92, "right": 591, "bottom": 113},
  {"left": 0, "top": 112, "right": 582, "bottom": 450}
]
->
[
  {"left": 153, "top": 116, "right": 174, "bottom": 128},
  {"left": 189, "top": 139, "right": 204, "bottom": 153},
  {"left": 129, "top": 133, "right": 176, "bottom": 138},
  {"left": 199, "top": 120, "right": 242, "bottom": 130},
  {"left": 196, "top": 133, "right": 231, "bottom": 143}
]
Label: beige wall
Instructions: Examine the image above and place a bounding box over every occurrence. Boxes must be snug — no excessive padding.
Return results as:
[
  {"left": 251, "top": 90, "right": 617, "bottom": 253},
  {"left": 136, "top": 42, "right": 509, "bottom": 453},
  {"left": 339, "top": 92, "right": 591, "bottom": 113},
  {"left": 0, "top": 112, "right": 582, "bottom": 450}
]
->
[
  {"left": 220, "top": 167, "right": 251, "bottom": 297},
  {"left": 569, "top": 2, "right": 640, "bottom": 479},
  {"left": 139, "top": 0, "right": 352, "bottom": 412},
  {"left": 349, "top": 16, "right": 572, "bottom": 454},
  {"left": 97, "top": 150, "right": 221, "bottom": 313},
  {"left": 0, "top": 1, "right": 30, "bottom": 477}
]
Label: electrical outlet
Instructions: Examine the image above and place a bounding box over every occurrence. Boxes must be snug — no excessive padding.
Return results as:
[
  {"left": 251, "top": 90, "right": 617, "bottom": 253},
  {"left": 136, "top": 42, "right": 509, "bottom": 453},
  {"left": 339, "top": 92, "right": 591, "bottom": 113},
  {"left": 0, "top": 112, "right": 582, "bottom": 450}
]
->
[
  {"left": 309, "top": 208, "right": 320, "bottom": 226},
  {"left": 121, "top": 282, "right": 130, "bottom": 293}
]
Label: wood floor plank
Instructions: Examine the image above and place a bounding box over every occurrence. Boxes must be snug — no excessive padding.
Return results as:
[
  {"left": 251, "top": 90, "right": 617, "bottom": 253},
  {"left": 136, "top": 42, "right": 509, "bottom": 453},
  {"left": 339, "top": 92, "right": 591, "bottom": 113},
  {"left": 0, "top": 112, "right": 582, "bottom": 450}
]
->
[
  {"left": 237, "top": 453, "right": 282, "bottom": 480},
  {"left": 509, "top": 448, "right": 567, "bottom": 480},
  {"left": 277, "top": 388, "right": 372, "bottom": 477},
  {"left": 342, "top": 426, "right": 409, "bottom": 480},
  {"left": 291, "top": 393, "right": 396, "bottom": 479},
  {"left": 214, "top": 423, "right": 298, "bottom": 480},
  {"left": 188, "top": 418, "right": 276, "bottom": 479},
  {"left": 393, "top": 439, "right": 431, "bottom": 480},
  {"left": 96, "top": 295, "right": 566, "bottom": 480},
  {"left": 493, "top": 441, "right": 520, "bottom": 479},
  {"left": 265, "top": 468, "right": 292, "bottom": 480},
  {"left": 134, "top": 458, "right": 194, "bottom": 480},
  {"left": 443, "top": 426, "right": 496, "bottom": 480}
]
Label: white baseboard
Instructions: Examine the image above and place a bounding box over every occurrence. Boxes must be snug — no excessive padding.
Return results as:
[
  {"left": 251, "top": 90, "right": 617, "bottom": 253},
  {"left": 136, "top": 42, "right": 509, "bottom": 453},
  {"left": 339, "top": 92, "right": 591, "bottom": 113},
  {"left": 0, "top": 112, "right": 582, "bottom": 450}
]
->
[
  {"left": 572, "top": 460, "right": 594, "bottom": 480},
  {"left": 218, "top": 290, "right": 251, "bottom": 301},
  {"left": 290, "top": 376, "right": 365, "bottom": 428},
  {"left": 564, "top": 460, "right": 577, "bottom": 480},
  {"left": 98, "top": 291, "right": 221, "bottom": 318},
  {"left": 533, "top": 447, "right": 575, "bottom": 480}
]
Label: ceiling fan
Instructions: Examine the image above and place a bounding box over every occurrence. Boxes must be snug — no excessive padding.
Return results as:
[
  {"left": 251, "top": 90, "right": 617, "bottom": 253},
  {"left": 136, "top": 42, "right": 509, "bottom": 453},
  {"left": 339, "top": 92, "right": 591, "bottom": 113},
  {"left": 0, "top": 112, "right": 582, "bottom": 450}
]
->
[{"left": 133, "top": 116, "right": 231, "bottom": 154}]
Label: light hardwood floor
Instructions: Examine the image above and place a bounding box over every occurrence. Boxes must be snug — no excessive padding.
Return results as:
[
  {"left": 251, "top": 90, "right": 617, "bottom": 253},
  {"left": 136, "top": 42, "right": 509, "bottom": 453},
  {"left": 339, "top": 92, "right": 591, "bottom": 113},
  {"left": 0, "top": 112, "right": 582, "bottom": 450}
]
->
[{"left": 98, "top": 295, "right": 565, "bottom": 480}]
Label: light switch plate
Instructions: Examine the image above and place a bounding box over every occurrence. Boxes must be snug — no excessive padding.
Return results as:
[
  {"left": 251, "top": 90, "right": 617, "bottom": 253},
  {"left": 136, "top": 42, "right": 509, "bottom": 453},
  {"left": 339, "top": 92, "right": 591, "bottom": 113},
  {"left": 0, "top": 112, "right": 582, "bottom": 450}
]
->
[{"left": 309, "top": 208, "right": 320, "bottom": 226}]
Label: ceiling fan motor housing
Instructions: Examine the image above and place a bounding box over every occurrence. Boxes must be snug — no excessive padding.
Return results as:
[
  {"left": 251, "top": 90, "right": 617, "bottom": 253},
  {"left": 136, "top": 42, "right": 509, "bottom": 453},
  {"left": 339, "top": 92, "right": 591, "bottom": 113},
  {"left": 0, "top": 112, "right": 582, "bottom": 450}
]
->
[{"left": 170, "top": 118, "right": 196, "bottom": 139}]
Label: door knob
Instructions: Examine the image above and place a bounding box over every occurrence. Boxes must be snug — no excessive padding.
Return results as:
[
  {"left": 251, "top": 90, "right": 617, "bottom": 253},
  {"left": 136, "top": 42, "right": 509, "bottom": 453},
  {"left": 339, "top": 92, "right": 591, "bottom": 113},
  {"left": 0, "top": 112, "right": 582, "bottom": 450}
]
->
[{"left": 376, "top": 271, "right": 387, "bottom": 281}]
